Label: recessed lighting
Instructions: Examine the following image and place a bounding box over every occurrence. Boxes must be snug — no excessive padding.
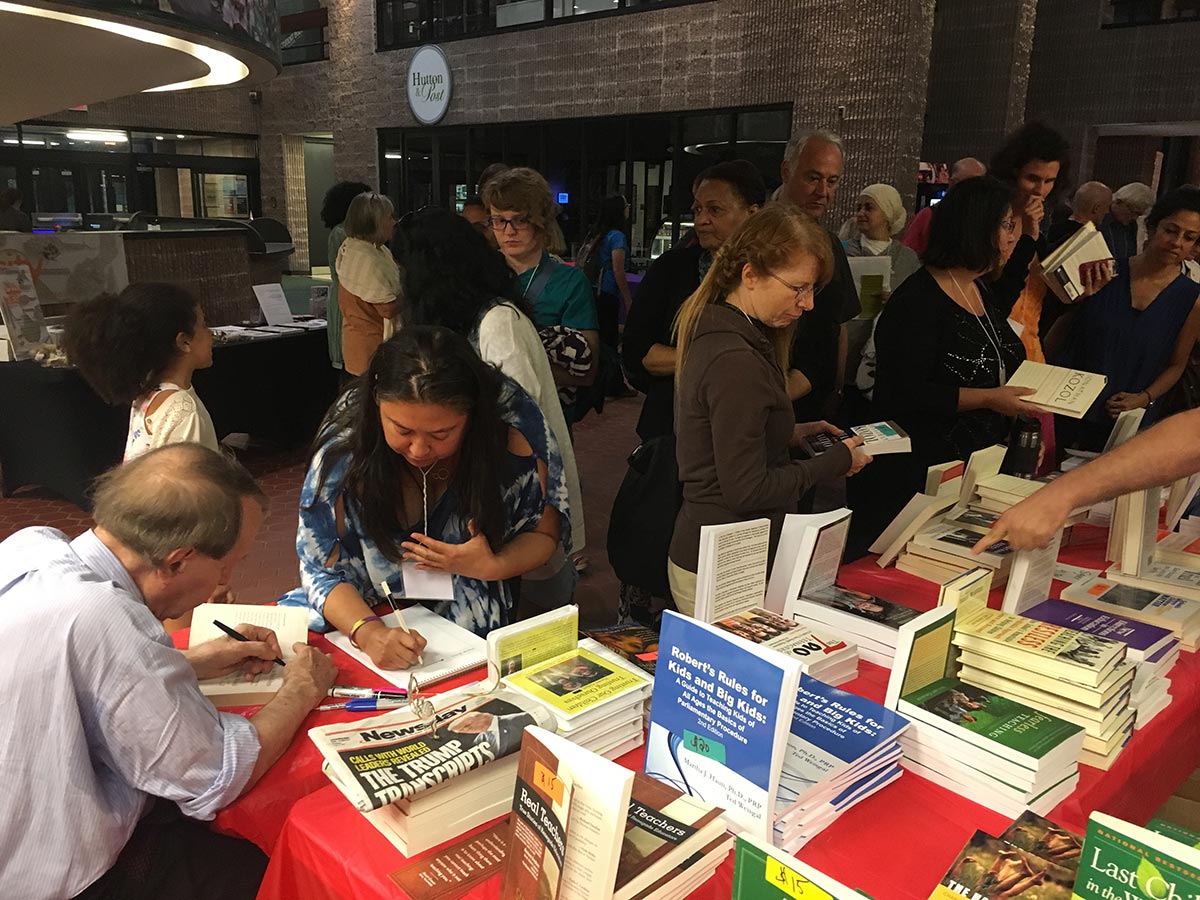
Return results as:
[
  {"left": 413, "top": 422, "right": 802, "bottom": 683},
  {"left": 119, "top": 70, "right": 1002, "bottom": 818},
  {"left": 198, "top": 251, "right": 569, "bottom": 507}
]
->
[
  {"left": 67, "top": 130, "right": 128, "bottom": 143},
  {"left": 0, "top": 2, "right": 250, "bottom": 91}
]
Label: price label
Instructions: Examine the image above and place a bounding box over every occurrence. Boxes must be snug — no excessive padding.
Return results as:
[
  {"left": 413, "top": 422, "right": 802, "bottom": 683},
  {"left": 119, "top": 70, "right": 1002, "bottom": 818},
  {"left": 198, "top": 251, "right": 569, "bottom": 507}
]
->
[
  {"left": 532, "top": 761, "right": 565, "bottom": 804},
  {"left": 764, "top": 857, "right": 835, "bottom": 900},
  {"left": 682, "top": 729, "right": 725, "bottom": 764}
]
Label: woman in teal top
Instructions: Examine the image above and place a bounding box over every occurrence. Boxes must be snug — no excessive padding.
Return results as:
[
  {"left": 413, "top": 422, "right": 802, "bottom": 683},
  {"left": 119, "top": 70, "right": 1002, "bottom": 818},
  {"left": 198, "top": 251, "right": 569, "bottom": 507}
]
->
[{"left": 320, "top": 181, "right": 372, "bottom": 377}]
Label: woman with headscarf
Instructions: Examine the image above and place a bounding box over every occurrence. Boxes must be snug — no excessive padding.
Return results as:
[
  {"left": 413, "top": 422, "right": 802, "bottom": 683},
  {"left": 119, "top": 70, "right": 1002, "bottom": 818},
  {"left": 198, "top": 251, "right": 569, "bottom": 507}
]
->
[{"left": 845, "top": 184, "right": 921, "bottom": 402}]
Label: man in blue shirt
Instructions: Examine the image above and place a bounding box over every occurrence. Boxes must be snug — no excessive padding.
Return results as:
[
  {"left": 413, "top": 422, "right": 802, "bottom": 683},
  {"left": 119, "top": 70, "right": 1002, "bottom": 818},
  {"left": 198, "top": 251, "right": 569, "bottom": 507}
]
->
[{"left": 0, "top": 444, "right": 337, "bottom": 900}]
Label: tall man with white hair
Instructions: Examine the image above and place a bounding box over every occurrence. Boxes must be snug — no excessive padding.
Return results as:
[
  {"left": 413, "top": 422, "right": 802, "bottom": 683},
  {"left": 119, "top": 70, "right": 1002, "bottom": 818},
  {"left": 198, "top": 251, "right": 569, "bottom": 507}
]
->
[
  {"left": 902, "top": 156, "right": 987, "bottom": 258},
  {"left": 1102, "top": 182, "right": 1156, "bottom": 259},
  {"left": 1047, "top": 180, "right": 1112, "bottom": 251},
  {"left": 778, "top": 129, "right": 861, "bottom": 419}
]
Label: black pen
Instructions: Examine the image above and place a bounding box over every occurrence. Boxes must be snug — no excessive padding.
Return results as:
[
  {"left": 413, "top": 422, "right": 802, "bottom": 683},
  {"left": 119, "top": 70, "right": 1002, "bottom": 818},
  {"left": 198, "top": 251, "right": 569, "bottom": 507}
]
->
[{"left": 213, "top": 619, "right": 287, "bottom": 667}]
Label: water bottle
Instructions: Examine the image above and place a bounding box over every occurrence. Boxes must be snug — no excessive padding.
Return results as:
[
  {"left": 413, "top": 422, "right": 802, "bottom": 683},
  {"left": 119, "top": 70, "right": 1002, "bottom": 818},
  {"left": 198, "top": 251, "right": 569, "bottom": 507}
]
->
[{"left": 1002, "top": 416, "right": 1042, "bottom": 479}]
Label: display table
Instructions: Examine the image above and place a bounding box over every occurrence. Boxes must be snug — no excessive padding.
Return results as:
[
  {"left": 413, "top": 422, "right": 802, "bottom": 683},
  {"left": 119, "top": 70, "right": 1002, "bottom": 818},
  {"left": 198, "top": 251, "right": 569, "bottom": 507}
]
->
[
  {"left": 210, "top": 525, "right": 1199, "bottom": 900},
  {"left": 0, "top": 328, "right": 336, "bottom": 508}
]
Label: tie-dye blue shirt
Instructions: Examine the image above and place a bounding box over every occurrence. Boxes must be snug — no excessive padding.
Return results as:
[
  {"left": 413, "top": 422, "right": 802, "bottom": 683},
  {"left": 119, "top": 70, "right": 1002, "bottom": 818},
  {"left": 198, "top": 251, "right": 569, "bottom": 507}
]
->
[{"left": 280, "top": 379, "right": 571, "bottom": 636}]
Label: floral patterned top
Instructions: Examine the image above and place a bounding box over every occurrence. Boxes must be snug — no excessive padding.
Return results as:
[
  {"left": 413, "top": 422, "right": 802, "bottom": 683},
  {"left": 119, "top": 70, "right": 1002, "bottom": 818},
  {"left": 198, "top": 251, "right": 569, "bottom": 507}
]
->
[
  {"left": 279, "top": 379, "right": 572, "bottom": 636},
  {"left": 124, "top": 383, "right": 218, "bottom": 462}
]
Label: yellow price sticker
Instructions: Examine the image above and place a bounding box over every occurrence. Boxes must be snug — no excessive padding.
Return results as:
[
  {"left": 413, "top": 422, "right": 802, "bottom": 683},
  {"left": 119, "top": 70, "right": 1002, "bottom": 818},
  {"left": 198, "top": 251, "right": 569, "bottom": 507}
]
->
[
  {"left": 764, "top": 857, "right": 835, "bottom": 900},
  {"left": 532, "top": 761, "right": 565, "bottom": 805}
]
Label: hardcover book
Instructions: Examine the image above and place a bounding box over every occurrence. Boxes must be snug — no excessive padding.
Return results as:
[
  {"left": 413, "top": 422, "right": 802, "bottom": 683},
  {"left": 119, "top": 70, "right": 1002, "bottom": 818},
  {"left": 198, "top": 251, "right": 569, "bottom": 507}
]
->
[
  {"left": 930, "top": 830, "right": 1075, "bottom": 900},
  {"left": 952, "top": 606, "right": 1127, "bottom": 687}
]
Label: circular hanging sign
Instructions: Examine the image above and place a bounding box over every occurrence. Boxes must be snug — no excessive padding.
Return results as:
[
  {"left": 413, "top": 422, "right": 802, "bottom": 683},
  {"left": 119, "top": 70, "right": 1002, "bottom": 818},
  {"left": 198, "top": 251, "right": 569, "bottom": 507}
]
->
[{"left": 406, "top": 45, "right": 452, "bottom": 125}]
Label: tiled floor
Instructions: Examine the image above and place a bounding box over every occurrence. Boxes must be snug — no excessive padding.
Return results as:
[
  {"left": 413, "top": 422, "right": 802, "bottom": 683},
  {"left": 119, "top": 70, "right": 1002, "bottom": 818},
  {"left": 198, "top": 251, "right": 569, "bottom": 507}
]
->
[{"left": 0, "top": 396, "right": 643, "bottom": 626}]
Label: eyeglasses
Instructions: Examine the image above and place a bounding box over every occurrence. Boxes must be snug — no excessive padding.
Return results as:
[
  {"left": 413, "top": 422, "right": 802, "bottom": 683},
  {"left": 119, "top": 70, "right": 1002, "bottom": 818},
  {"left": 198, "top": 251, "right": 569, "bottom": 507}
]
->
[
  {"left": 488, "top": 215, "right": 532, "bottom": 233},
  {"left": 1000, "top": 218, "right": 1017, "bottom": 234},
  {"left": 768, "top": 271, "right": 815, "bottom": 301}
]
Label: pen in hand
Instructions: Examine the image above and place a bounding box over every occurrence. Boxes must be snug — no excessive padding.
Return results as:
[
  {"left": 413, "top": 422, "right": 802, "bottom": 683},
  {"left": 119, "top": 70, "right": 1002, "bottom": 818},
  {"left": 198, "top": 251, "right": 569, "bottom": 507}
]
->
[
  {"left": 380, "top": 580, "right": 424, "bottom": 667},
  {"left": 213, "top": 619, "right": 286, "bottom": 667}
]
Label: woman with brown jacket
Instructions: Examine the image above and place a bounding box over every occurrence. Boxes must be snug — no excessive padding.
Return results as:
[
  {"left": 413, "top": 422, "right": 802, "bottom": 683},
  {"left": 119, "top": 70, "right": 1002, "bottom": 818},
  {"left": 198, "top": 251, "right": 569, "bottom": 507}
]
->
[{"left": 668, "top": 205, "right": 871, "bottom": 615}]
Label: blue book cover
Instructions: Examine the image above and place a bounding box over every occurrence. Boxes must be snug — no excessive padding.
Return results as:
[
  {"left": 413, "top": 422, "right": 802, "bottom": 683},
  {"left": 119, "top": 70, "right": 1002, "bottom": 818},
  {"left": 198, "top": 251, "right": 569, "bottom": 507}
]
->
[
  {"left": 645, "top": 611, "right": 803, "bottom": 841},
  {"left": 776, "top": 674, "right": 910, "bottom": 805}
]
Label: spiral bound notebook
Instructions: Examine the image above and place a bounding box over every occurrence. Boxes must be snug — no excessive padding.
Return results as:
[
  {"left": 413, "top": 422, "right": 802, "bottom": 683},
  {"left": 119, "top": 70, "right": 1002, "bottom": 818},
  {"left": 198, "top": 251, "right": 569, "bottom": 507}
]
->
[{"left": 328, "top": 606, "right": 488, "bottom": 690}]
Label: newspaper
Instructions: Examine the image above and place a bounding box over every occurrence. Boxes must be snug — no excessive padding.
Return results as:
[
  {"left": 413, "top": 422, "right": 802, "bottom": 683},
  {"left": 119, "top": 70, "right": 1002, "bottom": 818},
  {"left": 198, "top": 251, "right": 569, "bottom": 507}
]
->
[{"left": 310, "top": 687, "right": 555, "bottom": 811}]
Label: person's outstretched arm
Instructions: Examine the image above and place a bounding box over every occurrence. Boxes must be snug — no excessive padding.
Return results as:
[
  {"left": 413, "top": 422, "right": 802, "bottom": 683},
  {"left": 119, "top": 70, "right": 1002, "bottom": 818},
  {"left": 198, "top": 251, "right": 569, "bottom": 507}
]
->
[{"left": 975, "top": 408, "right": 1200, "bottom": 551}]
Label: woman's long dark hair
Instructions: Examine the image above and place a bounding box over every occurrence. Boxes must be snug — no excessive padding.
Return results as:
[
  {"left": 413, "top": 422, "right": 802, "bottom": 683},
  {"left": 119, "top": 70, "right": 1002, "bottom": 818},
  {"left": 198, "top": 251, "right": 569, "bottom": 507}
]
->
[
  {"left": 321, "top": 181, "right": 372, "bottom": 230},
  {"left": 393, "top": 207, "right": 532, "bottom": 334},
  {"left": 312, "top": 326, "right": 510, "bottom": 561},
  {"left": 591, "top": 194, "right": 627, "bottom": 238}
]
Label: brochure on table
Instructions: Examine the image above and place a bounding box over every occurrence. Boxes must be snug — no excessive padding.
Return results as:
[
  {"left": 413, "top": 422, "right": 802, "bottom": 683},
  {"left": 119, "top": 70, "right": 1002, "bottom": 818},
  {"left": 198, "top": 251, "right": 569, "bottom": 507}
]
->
[
  {"left": 645, "top": 611, "right": 802, "bottom": 841},
  {"left": 252, "top": 283, "right": 296, "bottom": 326}
]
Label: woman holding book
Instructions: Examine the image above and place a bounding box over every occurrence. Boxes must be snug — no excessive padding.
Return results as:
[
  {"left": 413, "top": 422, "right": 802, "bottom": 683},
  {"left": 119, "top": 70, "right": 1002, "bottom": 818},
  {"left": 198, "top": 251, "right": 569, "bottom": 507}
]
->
[
  {"left": 281, "top": 326, "right": 572, "bottom": 666},
  {"left": 393, "top": 207, "right": 583, "bottom": 615},
  {"left": 667, "top": 205, "right": 871, "bottom": 616},
  {"left": 1053, "top": 186, "right": 1200, "bottom": 451},
  {"left": 847, "top": 176, "right": 1060, "bottom": 558}
]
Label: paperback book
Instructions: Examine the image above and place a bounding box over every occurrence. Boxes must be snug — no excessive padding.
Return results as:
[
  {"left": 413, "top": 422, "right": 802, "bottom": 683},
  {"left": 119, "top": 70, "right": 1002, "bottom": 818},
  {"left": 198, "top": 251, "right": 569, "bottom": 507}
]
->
[
  {"left": 503, "top": 647, "right": 648, "bottom": 724},
  {"left": 1059, "top": 574, "right": 1200, "bottom": 650},
  {"left": 1022, "top": 599, "right": 1176, "bottom": 664},
  {"left": 802, "top": 420, "right": 910, "bottom": 456},
  {"left": 999, "top": 811, "right": 1083, "bottom": 873},
  {"left": 930, "top": 829, "right": 1075, "bottom": 900},
  {"left": 1005, "top": 360, "right": 1108, "bottom": 419},
  {"left": 646, "top": 611, "right": 802, "bottom": 841},
  {"left": 500, "top": 728, "right": 575, "bottom": 900},
  {"left": 694, "top": 518, "right": 771, "bottom": 623},
  {"left": 731, "top": 834, "right": 863, "bottom": 899},
  {"left": 713, "top": 607, "right": 857, "bottom": 682},
  {"left": 488, "top": 605, "right": 579, "bottom": 677},
  {"left": 1038, "top": 220, "right": 1115, "bottom": 303},
  {"left": 585, "top": 624, "right": 660, "bottom": 675},
  {"left": 1073, "top": 812, "right": 1200, "bottom": 900},
  {"left": 189, "top": 603, "right": 310, "bottom": 707}
]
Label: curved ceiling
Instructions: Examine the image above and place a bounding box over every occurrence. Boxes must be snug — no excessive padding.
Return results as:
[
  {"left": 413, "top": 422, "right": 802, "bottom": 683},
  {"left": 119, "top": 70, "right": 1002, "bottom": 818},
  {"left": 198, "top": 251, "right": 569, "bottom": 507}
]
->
[{"left": 0, "top": 1, "right": 279, "bottom": 125}]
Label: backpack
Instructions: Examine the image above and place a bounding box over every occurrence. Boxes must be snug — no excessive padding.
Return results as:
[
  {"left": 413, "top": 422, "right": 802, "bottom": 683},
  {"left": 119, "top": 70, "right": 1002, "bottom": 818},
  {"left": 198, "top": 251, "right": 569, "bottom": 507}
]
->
[{"left": 576, "top": 232, "right": 603, "bottom": 290}]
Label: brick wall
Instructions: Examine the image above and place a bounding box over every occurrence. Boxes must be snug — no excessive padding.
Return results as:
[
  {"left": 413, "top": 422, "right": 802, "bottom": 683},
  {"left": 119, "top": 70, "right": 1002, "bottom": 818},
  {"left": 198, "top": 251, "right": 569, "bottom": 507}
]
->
[
  {"left": 1027, "top": 2, "right": 1200, "bottom": 181},
  {"left": 921, "top": 0, "right": 1039, "bottom": 165}
]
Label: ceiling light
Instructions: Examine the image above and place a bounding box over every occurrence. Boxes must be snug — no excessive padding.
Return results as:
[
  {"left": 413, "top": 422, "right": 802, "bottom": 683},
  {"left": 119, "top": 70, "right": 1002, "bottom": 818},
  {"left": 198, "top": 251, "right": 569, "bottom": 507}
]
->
[
  {"left": 176, "top": 134, "right": 187, "bottom": 139},
  {"left": 385, "top": 153, "right": 403, "bottom": 159},
  {"left": 155, "top": 135, "right": 164, "bottom": 140},
  {"left": 2, "top": 139, "right": 17, "bottom": 145},
  {"left": 0, "top": 2, "right": 250, "bottom": 91},
  {"left": 22, "top": 139, "right": 44, "bottom": 145},
  {"left": 66, "top": 130, "right": 128, "bottom": 143}
]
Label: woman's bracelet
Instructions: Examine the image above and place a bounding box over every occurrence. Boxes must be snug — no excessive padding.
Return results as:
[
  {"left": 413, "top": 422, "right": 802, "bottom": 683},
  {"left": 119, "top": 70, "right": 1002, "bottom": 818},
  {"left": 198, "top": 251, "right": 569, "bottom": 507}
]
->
[
  {"left": 1142, "top": 390, "right": 1153, "bottom": 407},
  {"left": 349, "top": 614, "right": 382, "bottom": 649}
]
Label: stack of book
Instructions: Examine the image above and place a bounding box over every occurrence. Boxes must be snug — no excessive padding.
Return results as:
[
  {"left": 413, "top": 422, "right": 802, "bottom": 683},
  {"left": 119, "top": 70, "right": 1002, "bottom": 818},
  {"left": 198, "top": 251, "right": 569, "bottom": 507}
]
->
[
  {"left": 789, "top": 586, "right": 920, "bottom": 668},
  {"left": 1060, "top": 573, "right": 1200, "bottom": 651},
  {"left": 1023, "top": 598, "right": 1178, "bottom": 729},
  {"left": 502, "top": 638, "right": 652, "bottom": 754},
  {"left": 713, "top": 608, "right": 859, "bottom": 686},
  {"left": 886, "top": 607, "right": 1085, "bottom": 819},
  {"left": 772, "top": 674, "right": 909, "bottom": 852},
  {"left": 951, "top": 606, "right": 1135, "bottom": 770},
  {"left": 931, "top": 812, "right": 1082, "bottom": 900},
  {"left": 896, "top": 520, "right": 1013, "bottom": 586},
  {"left": 310, "top": 686, "right": 557, "bottom": 856}
]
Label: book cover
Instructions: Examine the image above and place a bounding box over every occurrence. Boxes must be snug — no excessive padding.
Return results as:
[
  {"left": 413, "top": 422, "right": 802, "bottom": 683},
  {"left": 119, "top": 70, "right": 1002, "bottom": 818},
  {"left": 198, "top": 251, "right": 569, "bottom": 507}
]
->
[
  {"left": 930, "top": 830, "right": 1075, "bottom": 900},
  {"left": 776, "top": 673, "right": 909, "bottom": 806},
  {"left": 645, "top": 612, "right": 802, "bottom": 841},
  {"left": 913, "top": 523, "right": 1012, "bottom": 566},
  {"left": 1146, "top": 818, "right": 1200, "bottom": 849},
  {"left": 1039, "top": 222, "right": 1115, "bottom": 304},
  {"left": 713, "top": 607, "right": 854, "bottom": 668},
  {"left": 613, "top": 773, "right": 725, "bottom": 900},
  {"left": 1005, "top": 360, "right": 1108, "bottom": 419},
  {"left": 1073, "top": 812, "right": 1200, "bottom": 900},
  {"left": 946, "top": 507, "right": 1001, "bottom": 535},
  {"left": 309, "top": 687, "right": 555, "bottom": 810},
  {"left": 500, "top": 729, "right": 574, "bottom": 900},
  {"left": 731, "top": 834, "right": 863, "bottom": 899},
  {"left": 488, "top": 606, "right": 580, "bottom": 677},
  {"left": 1023, "top": 599, "right": 1175, "bottom": 663},
  {"left": 504, "top": 647, "right": 647, "bottom": 720},
  {"left": 389, "top": 818, "right": 510, "bottom": 900},
  {"left": 585, "top": 624, "right": 659, "bottom": 676},
  {"left": 804, "top": 421, "right": 910, "bottom": 456},
  {"left": 1059, "top": 576, "right": 1200, "bottom": 644},
  {"left": 800, "top": 585, "right": 923, "bottom": 630},
  {"left": 953, "top": 606, "right": 1127, "bottom": 685},
  {"left": 1000, "top": 811, "right": 1083, "bottom": 873}
]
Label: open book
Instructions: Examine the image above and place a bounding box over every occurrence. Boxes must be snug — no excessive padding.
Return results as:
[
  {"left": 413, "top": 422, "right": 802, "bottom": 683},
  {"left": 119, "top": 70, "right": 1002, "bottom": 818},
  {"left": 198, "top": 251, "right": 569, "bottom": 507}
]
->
[{"left": 189, "top": 603, "right": 310, "bottom": 706}]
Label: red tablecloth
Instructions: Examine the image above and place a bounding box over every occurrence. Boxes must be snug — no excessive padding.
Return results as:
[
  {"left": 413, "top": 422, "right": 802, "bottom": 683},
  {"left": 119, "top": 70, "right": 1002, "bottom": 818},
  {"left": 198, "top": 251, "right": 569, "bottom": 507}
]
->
[{"left": 240, "top": 526, "right": 1200, "bottom": 900}]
